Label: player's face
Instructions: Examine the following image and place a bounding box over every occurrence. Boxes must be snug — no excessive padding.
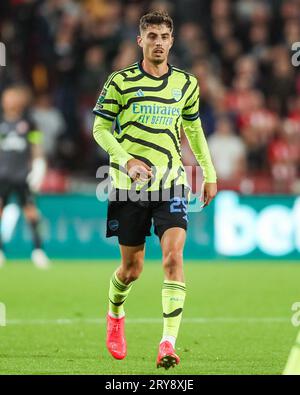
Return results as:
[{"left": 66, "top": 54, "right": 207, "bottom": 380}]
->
[{"left": 138, "top": 24, "right": 173, "bottom": 65}]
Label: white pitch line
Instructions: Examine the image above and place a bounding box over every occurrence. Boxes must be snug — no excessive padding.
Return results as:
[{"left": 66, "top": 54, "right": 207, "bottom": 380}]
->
[{"left": 5, "top": 317, "right": 289, "bottom": 325}]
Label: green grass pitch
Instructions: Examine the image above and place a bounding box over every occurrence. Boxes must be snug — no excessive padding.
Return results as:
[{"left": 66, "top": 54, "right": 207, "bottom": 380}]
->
[{"left": 0, "top": 261, "right": 299, "bottom": 375}]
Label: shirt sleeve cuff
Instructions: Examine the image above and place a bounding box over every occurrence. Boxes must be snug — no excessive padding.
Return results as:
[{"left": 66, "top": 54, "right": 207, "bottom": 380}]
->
[
  {"left": 203, "top": 172, "right": 217, "bottom": 183},
  {"left": 119, "top": 152, "right": 134, "bottom": 169}
]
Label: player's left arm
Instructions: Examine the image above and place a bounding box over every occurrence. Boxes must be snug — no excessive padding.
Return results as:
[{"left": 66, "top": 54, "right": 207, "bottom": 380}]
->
[
  {"left": 182, "top": 78, "right": 217, "bottom": 207},
  {"left": 27, "top": 127, "right": 47, "bottom": 193}
]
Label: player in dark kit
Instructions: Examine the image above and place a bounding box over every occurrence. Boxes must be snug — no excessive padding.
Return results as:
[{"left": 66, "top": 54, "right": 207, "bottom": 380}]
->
[{"left": 0, "top": 85, "right": 49, "bottom": 269}]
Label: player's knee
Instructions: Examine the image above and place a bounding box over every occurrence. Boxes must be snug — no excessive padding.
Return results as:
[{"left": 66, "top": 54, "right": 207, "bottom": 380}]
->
[
  {"left": 121, "top": 257, "right": 144, "bottom": 283},
  {"left": 162, "top": 249, "right": 183, "bottom": 275},
  {"left": 122, "top": 269, "right": 142, "bottom": 284},
  {"left": 126, "top": 270, "right": 141, "bottom": 283}
]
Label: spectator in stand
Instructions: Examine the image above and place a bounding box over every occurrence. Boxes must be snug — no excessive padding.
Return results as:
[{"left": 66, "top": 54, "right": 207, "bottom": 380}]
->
[
  {"left": 112, "top": 40, "right": 139, "bottom": 70},
  {"left": 120, "top": 1, "right": 143, "bottom": 41},
  {"left": 31, "top": 93, "right": 66, "bottom": 166},
  {"left": 265, "top": 47, "right": 296, "bottom": 116},
  {"left": 234, "top": 56, "right": 260, "bottom": 89},
  {"left": 268, "top": 121, "right": 300, "bottom": 192},
  {"left": 219, "top": 38, "right": 243, "bottom": 85},
  {"left": 208, "top": 115, "right": 246, "bottom": 181},
  {"left": 225, "top": 74, "right": 255, "bottom": 117},
  {"left": 238, "top": 90, "right": 278, "bottom": 145},
  {"left": 79, "top": 46, "right": 107, "bottom": 103},
  {"left": 174, "top": 22, "right": 208, "bottom": 69},
  {"left": 248, "top": 23, "right": 270, "bottom": 62},
  {"left": 239, "top": 91, "right": 278, "bottom": 176}
]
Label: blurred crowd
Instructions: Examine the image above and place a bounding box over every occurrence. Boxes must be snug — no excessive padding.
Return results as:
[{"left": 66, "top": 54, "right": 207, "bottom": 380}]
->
[{"left": 0, "top": 0, "right": 300, "bottom": 193}]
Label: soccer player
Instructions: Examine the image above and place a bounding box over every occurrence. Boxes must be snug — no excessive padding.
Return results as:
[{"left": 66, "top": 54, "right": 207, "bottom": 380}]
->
[
  {"left": 0, "top": 85, "right": 49, "bottom": 269},
  {"left": 92, "top": 11, "right": 217, "bottom": 369}
]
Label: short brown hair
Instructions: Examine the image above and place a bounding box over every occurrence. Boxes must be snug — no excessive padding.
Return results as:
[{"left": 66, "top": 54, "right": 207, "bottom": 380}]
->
[{"left": 139, "top": 11, "right": 173, "bottom": 33}]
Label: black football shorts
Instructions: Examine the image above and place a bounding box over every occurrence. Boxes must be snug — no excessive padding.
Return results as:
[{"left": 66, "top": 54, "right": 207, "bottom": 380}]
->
[
  {"left": 106, "top": 186, "right": 190, "bottom": 246},
  {"left": 0, "top": 180, "right": 35, "bottom": 208}
]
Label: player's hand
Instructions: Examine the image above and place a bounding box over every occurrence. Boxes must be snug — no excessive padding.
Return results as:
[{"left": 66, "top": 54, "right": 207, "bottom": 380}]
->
[
  {"left": 125, "top": 158, "right": 152, "bottom": 183},
  {"left": 200, "top": 182, "right": 217, "bottom": 207}
]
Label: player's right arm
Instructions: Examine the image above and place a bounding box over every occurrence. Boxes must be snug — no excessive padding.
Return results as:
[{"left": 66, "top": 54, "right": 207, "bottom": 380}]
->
[
  {"left": 92, "top": 73, "right": 152, "bottom": 181},
  {"left": 92, "top": 73, "right": 133, "bottom": 168}
]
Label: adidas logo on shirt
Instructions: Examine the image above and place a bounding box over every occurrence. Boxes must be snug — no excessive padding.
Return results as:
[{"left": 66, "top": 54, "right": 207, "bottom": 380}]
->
[{"left": 136, "top": 89, "right": 144, "bottom": 97}]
